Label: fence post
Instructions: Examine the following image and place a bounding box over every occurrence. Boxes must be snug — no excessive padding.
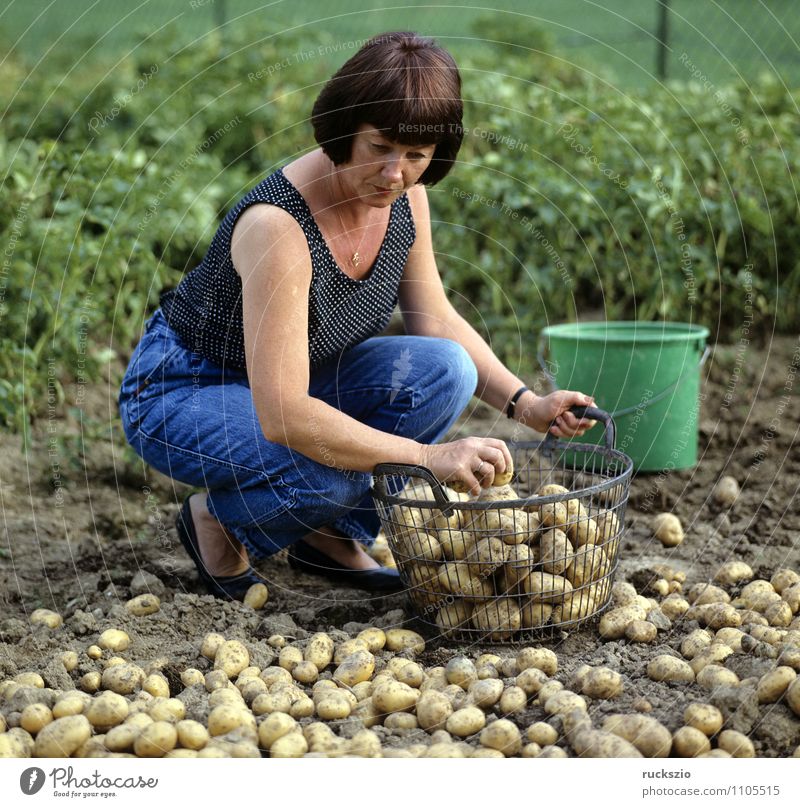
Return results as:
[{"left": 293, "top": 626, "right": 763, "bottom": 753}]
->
[{"left": 656, "top": 0, "right": 671, "bottom": 80}]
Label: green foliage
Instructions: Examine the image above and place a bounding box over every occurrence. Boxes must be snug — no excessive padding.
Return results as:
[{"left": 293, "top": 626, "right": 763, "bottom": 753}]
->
[{"left": 0, "top": 21, "right": 797, "bottom": 432}]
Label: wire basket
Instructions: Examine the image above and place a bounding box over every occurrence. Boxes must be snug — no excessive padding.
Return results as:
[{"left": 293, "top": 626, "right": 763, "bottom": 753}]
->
[{"left": 370, "top": 407, "right": 634, "bottom": 643}]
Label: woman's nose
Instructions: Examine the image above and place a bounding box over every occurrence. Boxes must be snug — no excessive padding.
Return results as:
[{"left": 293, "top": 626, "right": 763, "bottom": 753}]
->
[{"left": 381, "top": 157, "right": 403, "bottom": 183}]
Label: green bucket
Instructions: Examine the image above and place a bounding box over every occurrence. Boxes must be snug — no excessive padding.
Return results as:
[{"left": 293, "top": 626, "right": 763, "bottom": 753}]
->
[{"left": 539, "top": 321, "right": 710, "bottom": 472}]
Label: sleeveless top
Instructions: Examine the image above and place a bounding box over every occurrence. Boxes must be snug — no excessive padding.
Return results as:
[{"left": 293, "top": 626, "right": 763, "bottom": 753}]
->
[{"left": 159, "top": 167, "right": 417, "bottom": 371}]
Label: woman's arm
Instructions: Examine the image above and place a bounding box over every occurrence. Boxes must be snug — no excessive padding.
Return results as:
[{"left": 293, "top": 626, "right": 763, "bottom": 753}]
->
[
  {"left": 400, "top": 184, "right": 594, "bottom": 438},
  {"left": 231, "top": 203, "right": 511, "bottom": 492}
]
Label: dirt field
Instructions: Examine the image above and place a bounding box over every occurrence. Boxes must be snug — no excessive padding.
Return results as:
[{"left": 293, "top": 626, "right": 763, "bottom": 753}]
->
[{"left": 1, "top": 335, "right": 798, "bottom": 757}]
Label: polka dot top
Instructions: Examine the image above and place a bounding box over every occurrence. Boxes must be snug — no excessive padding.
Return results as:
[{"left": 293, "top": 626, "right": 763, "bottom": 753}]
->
[{"left": 159, "top": 167, "right": 417, "bottom": 371}]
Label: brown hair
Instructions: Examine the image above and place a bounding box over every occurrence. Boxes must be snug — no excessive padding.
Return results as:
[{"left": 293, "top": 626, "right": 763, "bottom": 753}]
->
[{"left": 311, "top": 32, "right": 464, "bottom": 185}]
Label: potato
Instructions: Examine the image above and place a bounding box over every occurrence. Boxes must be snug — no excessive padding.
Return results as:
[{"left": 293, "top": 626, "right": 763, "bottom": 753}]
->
[
  {"left": 415, "top": 690, "right": 453, "bottom": 732},
  {"left": 758, "top": 666, "right": 797, "bottom": 704},
  {"left": 499, "top": 685, "right": 528, "bottom": 715},
  {"left": 30, "top": 608, "right": 63, "bottom": 629},
  {"left": 520, "top": 599, "right": 553, "bottom": 629},
  {"left": 517, "top": 647, "right": 558, "bottom": 676},
  {"left": 552, "top": 590, "right": 599, "bottom": 623},
  {"left": 438, "top": 529, "right": 476, "bottom": 562},
  {"left": 582, "top": 667, "right": 623, "bottom": 699},
  {"left": 173, "top": 719, "right": 208, "bottom": 751},
  {"left": 105, "top": 722, "right": 143, "bottom": 752},
  {"left": 524, "top": 571, "right": 573, "bottom": 603},
  {"left": 480, "top": 719, "right": 522, "bottom": 756},
  {"left": 625, "top": 620, "right": 657, "bottom": 643},
  {"left": 31, "top": 715, "right": 89, "bottom": 757},
  {"left": 206, "top": 705, "right": 251, "bottom": 736},
  {"left": 646, "top": 655, "right": 695, "bottom": 683},
  {"left": 372, "top": 681, "right": 419, "bottom": 715},
  {"left": 20, "top": 704, "right": 53, "bottom": 735},
  {"left": 566, "top": 545, "right": 609, "bottom": 588},
  {"left": 333, "top": 650, "right": 375, "bottom": 687},
  {"left": 126, "top": 593, "right": 161, "bottom": 616},
  {"left": 315, "top": 692, "right": 353, "bottom": 720},
  {"left": 142, "top": 673, "right": 170, "bottom": 699},
  {"left": 446, "top": 706, "right": 486, "bottom": 737},
  {"left": 539, "top": 501, "right": 569, "bottom": 530},
  {"left": 214, "top": 640, "right": 250, "bottom": 678},
  {"left": 772, "top": 569, "right": 800, "bottom": 594},
  {"left": 52, "top": 696, "right": 89, "bottom": 719},
  {"left": 690, "top": 602, "right": 742, "bottom": 630},
  {"left": 384, "top": 629, "right": 425, "bottom": 655},
  {"left": 688, "top": 583, "right": 731, "bottom": 605},
  {"left": 101, "top": 663, "right": 145, "bottom": 695},
  {"left": 79, "top": 672, "right": 102, "bottom": 694},
  {"left": 98, "top": 629, "right": 130, "bottom": 652},
  {"left": 270, "top": 731, "right": 308, "bottom": 758},
  {"left": 435, "top": 600, "right": 473, "bottom": 636},
  {"left": 303, "top": 632, "right": 334, "bottom": 671},
  {"left": 437, "top": 563, "right": 493, "bottom": 600},
  {"left": 783, "top": 584, "right": 800, "bottom": 615},
  {"left": 714, "top": 561, "right": 754, "bottom": 587},
  {"left": 86, "top": 692, "right": 129, "bottom": 729},
  {"left": 717, "top": 729, "right": 755, "bottom": 758},
  {"left": 602, "top": 714, "right": 671, "bottom": 757},
  {"left": 570, "top": 728, "right": 641, "bottom": 758},
  {"left": 689, "top": 644, "right": 734, "bottom": 674},
  {"left": 539, "top": 528, "right": 575, "bottom": 575},
  {"left": 238, "top": 582, "right": 268, "bottom": 609},
  {"left": 765, "top": 600, "right": 793, "bottom": 627},
  {"left": 445, "top": 657, "right": 477, "bottom": 689},
  {"left": 681, "top": 629, "right": 714, "bottom": 659},
  {"left": 713, "top": 475, "right": 740, "bottom": 506},
  {"left": 672, "top": 726, "right": 711, "bottom": 757},
  {"left": 599, "top": 603, "right": 647, "bottom": 640},
  {"left": 525, "top": 721, "right": 557, "bottom": 746},
  {"left": 696, "top": 665, "right": 739, "bottom": 689},
  {"left": 467, "top": 679, "right": 504, "bottom": 709},
  {"left": 200, "top": 632, "right": 226, "bottom": 660},
  {"left": 595, "top": 510, "right": 620, "bottom": 543},
  {"left": 471, "top": 599, "right": 521, "bottom": 641},
  {"left": 658, "top": 593, "right": 688, "bottom": 620},
  {"left": 515, "top": 667, "right": 549, "bottom": 696},
  {"left": 543, "top": 690, "right": 586, "bottom": 717},
  {"left": 652, "top": 513, "right": 683, "bottom": 547},
  {"left": 684, "top": 703, "right": 723, "bottom": 736},
  {"left": 278, "top": 645, "right": 303, "bottom": 673}
]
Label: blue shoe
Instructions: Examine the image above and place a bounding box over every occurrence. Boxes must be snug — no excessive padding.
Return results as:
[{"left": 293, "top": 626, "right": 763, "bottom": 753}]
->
[
  {"left": 175, "top": 495, "right": 262, "bottom": 601},
  {"left": 287, "top": 539, "right": 404, "bottom": 593}
]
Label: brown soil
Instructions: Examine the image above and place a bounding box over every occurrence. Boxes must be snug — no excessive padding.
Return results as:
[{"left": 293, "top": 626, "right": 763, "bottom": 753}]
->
[{"left": 1, "top": 335, "right": 798, "bottom": 756}]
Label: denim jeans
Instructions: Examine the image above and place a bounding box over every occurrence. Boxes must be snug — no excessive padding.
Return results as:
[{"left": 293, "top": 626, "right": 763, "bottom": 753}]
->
[{"left": 118, "top": 309, "right": 478, "bottom": 561}]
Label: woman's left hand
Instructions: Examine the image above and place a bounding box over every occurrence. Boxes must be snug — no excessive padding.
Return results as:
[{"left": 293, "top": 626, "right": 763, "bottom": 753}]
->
[{"left": 522, "top": 390, "right": 597, "bottom": 437}]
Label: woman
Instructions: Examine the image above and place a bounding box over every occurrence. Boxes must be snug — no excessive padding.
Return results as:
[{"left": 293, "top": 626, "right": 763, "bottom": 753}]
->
[{"left": 118, "top": 31, "right": 595, "bottom": 599}]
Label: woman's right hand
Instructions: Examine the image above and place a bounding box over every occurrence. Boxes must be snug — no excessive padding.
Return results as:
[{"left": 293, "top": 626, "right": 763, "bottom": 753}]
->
[{"left": 419, "top": 437, "right": 513, "bottom": 497}]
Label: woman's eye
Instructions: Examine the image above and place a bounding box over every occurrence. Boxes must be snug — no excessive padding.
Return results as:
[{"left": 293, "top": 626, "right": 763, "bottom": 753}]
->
[{"left": 371, "top": 143, "right": 389, "bottom": 152}]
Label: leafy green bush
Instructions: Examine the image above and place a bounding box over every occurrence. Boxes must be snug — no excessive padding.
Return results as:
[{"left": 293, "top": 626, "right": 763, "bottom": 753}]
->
[{"left": 0, "top": 22, "right": 796, "bottom": 433}]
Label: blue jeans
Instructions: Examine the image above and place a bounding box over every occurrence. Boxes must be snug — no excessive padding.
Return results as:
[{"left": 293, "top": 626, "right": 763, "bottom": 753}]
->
[{"left": 118, "top": 309, "right": 478, "bottom": 561}]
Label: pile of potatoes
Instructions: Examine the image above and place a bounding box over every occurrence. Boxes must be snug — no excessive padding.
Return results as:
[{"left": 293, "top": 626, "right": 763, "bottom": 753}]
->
[
  {"left": 4, "top": 557, "right": 800, "bottom": 759},
  {"left": 0, "top": 621, "right": 582, "bottom": 759},
  {"left": 385, "top": 468, "right": 625, "bottom": 639}
]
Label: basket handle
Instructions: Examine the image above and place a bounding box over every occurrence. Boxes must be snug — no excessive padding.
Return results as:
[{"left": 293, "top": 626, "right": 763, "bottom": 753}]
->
[
  {"left": 371, "top": 462, "right": 457, "bottom": 514},
  {"left": 541, "top": 405, "right": 616, "bottom": 451}
]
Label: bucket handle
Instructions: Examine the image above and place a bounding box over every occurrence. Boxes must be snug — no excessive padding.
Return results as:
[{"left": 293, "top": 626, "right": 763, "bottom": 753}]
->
[
  {"left": 541, "top": 405, "right": 616, "bottom": 453},
  {"left": 537, "top": 335, "right": 710, "bottom": 418}
]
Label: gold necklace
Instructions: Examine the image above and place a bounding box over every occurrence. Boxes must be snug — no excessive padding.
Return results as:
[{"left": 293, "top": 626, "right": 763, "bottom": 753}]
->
[{"left": 329, "top": 166, "right": 370, "bottom": 268}]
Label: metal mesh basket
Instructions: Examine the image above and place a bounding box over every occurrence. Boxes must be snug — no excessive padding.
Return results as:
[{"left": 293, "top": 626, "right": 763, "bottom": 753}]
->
[{"left": 370, "top": 407, "right": 634, "bottom": 643}]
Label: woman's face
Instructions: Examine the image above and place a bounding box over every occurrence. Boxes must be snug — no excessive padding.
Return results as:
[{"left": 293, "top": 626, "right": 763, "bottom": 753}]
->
[{"left": 339, "top": 123, "right": 437, "bottom": 205}]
